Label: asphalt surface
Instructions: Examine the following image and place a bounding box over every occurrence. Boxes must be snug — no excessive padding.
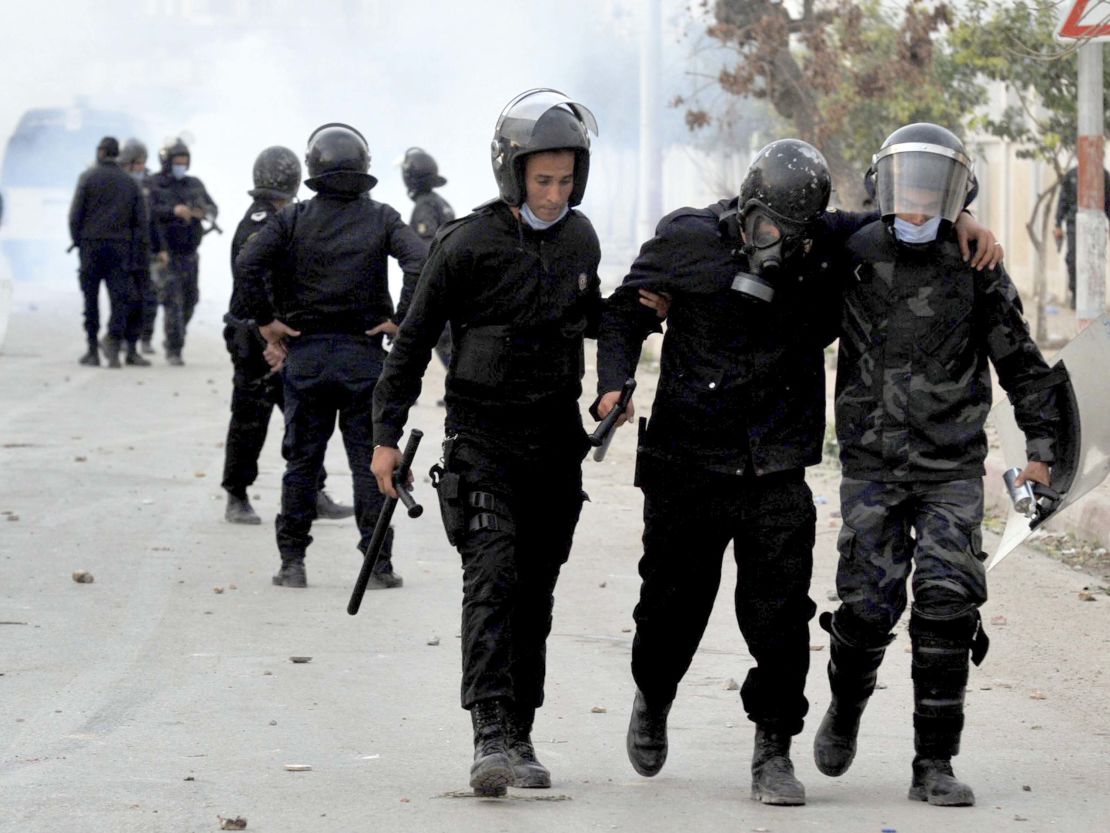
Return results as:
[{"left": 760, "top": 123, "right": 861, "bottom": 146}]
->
[{"left": 2, "top": 288, "right": 1109, "bottom": 833}]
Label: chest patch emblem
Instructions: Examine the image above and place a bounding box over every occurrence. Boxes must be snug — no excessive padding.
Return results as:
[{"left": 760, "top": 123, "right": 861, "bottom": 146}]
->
[
  {"left": 578, "top": 272, "right": 588, "bottom": 291},
  {"left": 250, "top": 210, "right": 268, "bottom": 222}
]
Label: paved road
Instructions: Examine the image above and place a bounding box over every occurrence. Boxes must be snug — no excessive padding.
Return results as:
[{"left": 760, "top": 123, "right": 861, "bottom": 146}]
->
[{"left": 2, "top": 290, "right": 1108, "bottom": 833}]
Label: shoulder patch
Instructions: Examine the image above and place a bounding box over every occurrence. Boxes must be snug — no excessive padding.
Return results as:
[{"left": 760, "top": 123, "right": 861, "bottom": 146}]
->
[
  {"left": 416, "top": 222, "right": 429, "bottom": 236},
  {"left": 250, "top": 210, "right": 268, "bottom": 222}
]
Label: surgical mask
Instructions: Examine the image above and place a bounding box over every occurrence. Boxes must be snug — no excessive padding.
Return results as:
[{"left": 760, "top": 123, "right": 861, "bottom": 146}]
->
[
  {"left": 893, "top": 215, "right": 941, "bottom": 244},
  {"left": 520, "top": 201, "right": 568, "bottom": 231},
  {"left": 171, "top": 164, "right": 188, "bottom": 180},
  {"left": 129, "top": 171, "right": 144, "bottom": 183}
]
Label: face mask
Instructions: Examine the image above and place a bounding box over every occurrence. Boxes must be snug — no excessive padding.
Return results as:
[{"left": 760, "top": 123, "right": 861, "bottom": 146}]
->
[
  {"left": 520, "top": 201, "right": 568, "bottom": 231},
  {"left": 129, "top": 170, "right": 145, "bottom": 183},
  {"left": 893, "top": 215, "right": 941, "bottom": 244},
  {"left": 171, "top": 164, "right": 188, "bottom": 180}
]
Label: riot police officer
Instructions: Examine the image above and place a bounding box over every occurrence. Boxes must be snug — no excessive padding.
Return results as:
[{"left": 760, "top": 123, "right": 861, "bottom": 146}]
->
[
  {"left": 68, "top": 136, "right": 147, "bottom": 368},
  {"left": 149, "top": 138, "right": 218, "bottom": 365},
  {"left": 816, "top": 123, "right": 1060, "bottom": 807},
  {"left": 221, "top": 146, "right": 354, "bottom": 525},
  {"left": 400, "top": 147, "right": 454, "bottom": 369},
  {"left": 371, "top": 89, "right": 602, "bottom": 796},
  {"left": 116, "top": 139, "right": 157, "bottom": 366},
  {"left": 236, "top": 124, "right": 427, "bottom": 589}
]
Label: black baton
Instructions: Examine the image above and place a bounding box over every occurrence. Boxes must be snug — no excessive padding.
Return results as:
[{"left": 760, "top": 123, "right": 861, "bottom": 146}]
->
[
  {"left": 590, "top": 378, "right": 636, "bottom": 461},
  {"left": 347, "top": 429, "right": 424, "bottom": 615}
]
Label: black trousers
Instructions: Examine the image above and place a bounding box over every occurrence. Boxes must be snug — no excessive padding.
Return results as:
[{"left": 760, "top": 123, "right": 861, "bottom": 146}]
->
[
  {"left": 220, "top": 326, "right": 328, "bottom": 499},
  {"left": 275, "top": 334, "right": 384, "bottom": 560},
  {"left": 632, "top": 458, "right": 817, "bottom": 736},
  {"left": 447, "top": 430, "right": 587, "bottom": 710},
  {"left": 159, "top": 251, "right": 199, "bottom": 354},
  {"left": 78, "top": 240, "right": 133, "bottom": 343},
  {"left": 141, "top": 263, "right": 159, "bottom": 342}
]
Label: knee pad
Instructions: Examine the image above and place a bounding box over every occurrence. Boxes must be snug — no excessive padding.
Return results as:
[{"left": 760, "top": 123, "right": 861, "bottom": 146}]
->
[
  {"left": 820, "top": 608, "right": 895, "bottom": 651},
  {"left": 909, "top": 604, "right": 989, "bottom": 667}
]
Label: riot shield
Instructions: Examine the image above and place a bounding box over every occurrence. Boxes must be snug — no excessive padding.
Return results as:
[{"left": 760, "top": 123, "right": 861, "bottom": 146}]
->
[{"left": 987, "top": 314, "right": 1110, "bottom": 570}]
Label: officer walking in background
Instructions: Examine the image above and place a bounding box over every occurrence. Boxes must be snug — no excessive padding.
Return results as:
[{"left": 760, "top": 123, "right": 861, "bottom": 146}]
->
[
  {"left": 400, "top": 147, "right": 455, "bottom": 371},
  {"left": 149, "top": 138, "right": 217, "bottom": 366},
  {"left": 371, "top": 89, "right": 601, "bottom": 797},
  {"left": 68, "top": 136, "right": 147, "bottom": 368},
  {"left": 236, "top": 123, "right": 426, "bottom": 589},
  {"left": 116, "top": 139, "right": 157, "bottom": 367},
  {"left": 1052, "top": 164, "right": 1110, "bottom": 309},
  {"left": 221, "top": 146, "right": 353, "bottom": 525},
  {"left": 118, "top": 139, "right": 163, "bottom": 356}
]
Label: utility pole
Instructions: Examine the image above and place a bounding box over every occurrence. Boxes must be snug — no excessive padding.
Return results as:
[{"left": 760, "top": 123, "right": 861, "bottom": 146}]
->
[
  {"left": 1075, "top": 41, "right": 1107, "bottom": 328},
  {"left": 637, "top": 0, "right": 663, "bottom": 245}
]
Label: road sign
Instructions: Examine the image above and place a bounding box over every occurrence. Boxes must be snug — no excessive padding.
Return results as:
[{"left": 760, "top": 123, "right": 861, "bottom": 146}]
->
[{"left": 1058, "top": 0, "right": 1110, "bottom": 41}]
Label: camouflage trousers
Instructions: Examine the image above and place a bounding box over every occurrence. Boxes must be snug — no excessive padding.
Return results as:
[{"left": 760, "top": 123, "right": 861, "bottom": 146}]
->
[{"left": 835, "top": 477, "right": 988, "bottom": 636}]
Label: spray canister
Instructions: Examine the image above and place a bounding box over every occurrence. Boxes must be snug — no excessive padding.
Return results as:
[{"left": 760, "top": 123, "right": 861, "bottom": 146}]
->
[{"left": 1003, "top": 467, "right": 1036, "bottom": 518}]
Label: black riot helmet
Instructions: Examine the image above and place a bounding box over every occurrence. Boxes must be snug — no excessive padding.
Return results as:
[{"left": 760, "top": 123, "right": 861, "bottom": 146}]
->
[
  {"left": 303, "top": 123, "right": 377, "bottom": 194},
  {"left": 733, "top": 139, "right": 831, "bottom": 302},
  {"left": 870, "top": 123, "right": 973, "bottom": 224},
  {"left": 249, "top": 145, "right": 301, "bottom": 201},
  {"left": 490, "top": 88, "right": 598, "bottom": 207},
  {"left": 158, "top": 138, "right": 190, "bottom": 174},
  {"left": 118, "top": 138, "right": 148, "bottom": 168},
  {"left": 401, "top": 147, "right": 446, "bottom": 198}
]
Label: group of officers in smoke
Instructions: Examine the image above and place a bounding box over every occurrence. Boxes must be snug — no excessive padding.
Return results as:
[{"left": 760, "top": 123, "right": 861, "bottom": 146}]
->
[
  {"left": 81, "top": 86, "right": 1060, "bottom": 807},
  {"left": 68, "top": 136, "right": 216, "bottom": 367}
]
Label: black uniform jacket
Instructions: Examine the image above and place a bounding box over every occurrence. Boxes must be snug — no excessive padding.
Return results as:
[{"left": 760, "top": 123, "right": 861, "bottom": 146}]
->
[
  {"left": 598, "top": 199, "right": 870, "bottom": 477},
  {"left": 397, "top": 190, "right": 456, "bottom": 322},
  {"left": 68, "top": 160, "right": 147, "bottom": 260},
  {"left": 148, "top": 173, "right": 217, "bottom": 255},
  {"left": 836, "top": 222, "right": 1059, "bottom": 482},
  {"left": 235, "top": 192, "right": 427, "bottom": 336},
  {"left": 373, "top": 199, "right": 602, "bottom": 449},
  {"left": 227, "top": 198, "right": 277, "bottom": 321}
]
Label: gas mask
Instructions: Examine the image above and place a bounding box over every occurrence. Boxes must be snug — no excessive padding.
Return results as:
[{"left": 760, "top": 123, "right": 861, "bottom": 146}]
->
[{"left": 733, "top": 210, "right": 810, "bottom": 303}]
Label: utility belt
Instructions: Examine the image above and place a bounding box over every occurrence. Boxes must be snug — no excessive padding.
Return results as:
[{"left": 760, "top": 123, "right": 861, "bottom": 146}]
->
[
  {"left": 428, "top": 434, "right": 514, "bottom": 546},
  {"left": 452, "top": 322, "right": 585, "bottom": 389}
]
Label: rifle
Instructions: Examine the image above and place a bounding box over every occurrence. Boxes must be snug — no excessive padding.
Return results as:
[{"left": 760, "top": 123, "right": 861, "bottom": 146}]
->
[
  {"left": 589, "top": 378, "right": 636, "bottom": 462},
  {"left": 347, "top": 429, "right": 424, "bottom": 615}
]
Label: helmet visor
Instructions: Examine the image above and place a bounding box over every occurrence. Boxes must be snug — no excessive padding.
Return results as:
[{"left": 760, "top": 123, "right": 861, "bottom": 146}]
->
[
  {"left": 495, "top": 88, "right": 598, "bottom": 149},
  {"left": 874, "top": 143, "right": 972, "bottom": 223}
]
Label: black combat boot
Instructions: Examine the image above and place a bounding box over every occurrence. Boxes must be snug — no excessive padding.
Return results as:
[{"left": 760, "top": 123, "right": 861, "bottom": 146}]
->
[
  {"left": 906, "top": 605, "right": 982, "bottom": 807},
  {"left": 166, "top": 351, "right": 185, "bottom": 367},
  {"left": 125, "top": 343, "right": 151, "bottom": 366},
  {"left": 272, "top": 557, "right": 307, "bottom": 588},
  {"left": 470, "top": 698, "right": 513, "bottom": 797},
  {"left": 751, "top": 726, "right": 805, "bottom": 805},
  {"left": 909, "top": 756, "right": 975, "bottom": 806},
  {"left": 366, "top": 527, "right": 403, "bottom": 589},
  {"left": 813, "top": 611, "right": 890, "bottom": 776},
  {"left": 506, "top": 706, "right": 551, "bottom": 788},
  {"left": 626, "top": 689, "right": 671, "bottom": 777},
  {"left": 225, "top": 494, "right": 261, "bottom": 525},
  {"left": 99, "top": 336, "right": 122, "bottom": 368},
  {"left": 315, "top": 490, "right": 354, "bottom": 519},
  {"left": 79, "top": 342, "right": 100, "bottom": 366}
]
